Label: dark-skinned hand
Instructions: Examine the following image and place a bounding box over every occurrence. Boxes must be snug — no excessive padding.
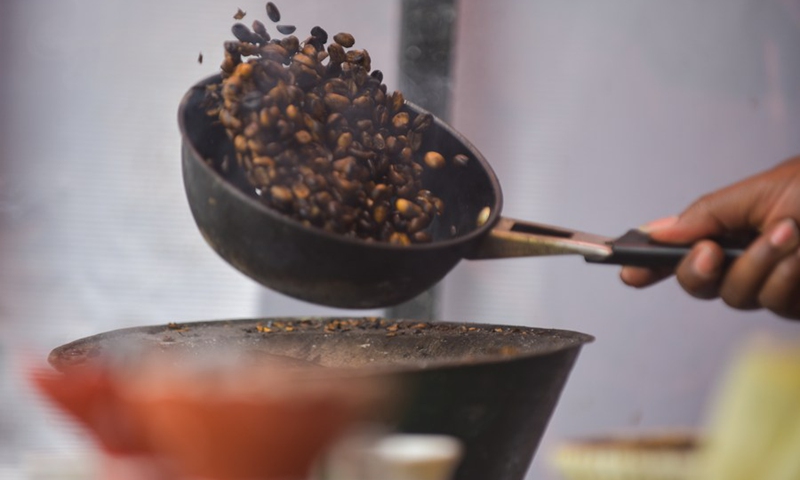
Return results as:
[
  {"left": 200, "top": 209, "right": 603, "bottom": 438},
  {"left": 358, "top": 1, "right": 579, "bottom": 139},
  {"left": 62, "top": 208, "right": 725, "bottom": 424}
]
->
[{"left": 621, "top": 156, "right": 800, "bottom": 320}]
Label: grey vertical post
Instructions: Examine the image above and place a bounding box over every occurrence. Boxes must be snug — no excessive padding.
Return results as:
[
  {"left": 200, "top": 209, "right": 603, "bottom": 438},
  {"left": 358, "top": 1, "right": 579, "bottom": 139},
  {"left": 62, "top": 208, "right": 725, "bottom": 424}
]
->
[{"left": 386, "top": 0, "right": 458, "bottom": 321}]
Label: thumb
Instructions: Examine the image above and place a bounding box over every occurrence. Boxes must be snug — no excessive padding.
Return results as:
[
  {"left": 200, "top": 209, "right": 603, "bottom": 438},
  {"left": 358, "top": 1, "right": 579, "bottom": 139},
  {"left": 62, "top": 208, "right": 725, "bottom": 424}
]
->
[{"left": 646, "top": 184, "right": 766, "bottom": 244}]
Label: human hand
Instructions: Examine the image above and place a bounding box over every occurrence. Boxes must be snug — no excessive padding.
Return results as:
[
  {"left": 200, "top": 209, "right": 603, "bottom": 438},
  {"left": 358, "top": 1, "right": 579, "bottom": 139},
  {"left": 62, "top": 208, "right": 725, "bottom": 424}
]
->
[{"left": 621, "top": 156, "right": 800, "bottom": 320}]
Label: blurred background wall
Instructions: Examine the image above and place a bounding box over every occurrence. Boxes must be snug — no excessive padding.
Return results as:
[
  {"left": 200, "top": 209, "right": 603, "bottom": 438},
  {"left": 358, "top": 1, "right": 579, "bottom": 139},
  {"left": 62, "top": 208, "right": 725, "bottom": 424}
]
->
[{"left": 1, "top": 1, "right": 799, "bottom": 479}]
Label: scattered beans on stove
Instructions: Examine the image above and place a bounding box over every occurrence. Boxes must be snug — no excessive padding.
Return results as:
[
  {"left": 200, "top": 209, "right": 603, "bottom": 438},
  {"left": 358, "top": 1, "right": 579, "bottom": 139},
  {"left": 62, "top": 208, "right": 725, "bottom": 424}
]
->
[{"left": 204, "top": 2, "right": 453, "bottom": 244}]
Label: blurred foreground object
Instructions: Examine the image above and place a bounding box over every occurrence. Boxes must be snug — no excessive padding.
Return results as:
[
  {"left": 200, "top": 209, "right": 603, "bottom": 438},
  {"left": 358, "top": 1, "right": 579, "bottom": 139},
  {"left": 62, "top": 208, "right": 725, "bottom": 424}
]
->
[
  {"left": 369, "top": 434, "right": 464, "bottom": 480},
  {"left": 551, "top": 334, "right": 800, "bottom": 480},
  {"left": 30, "top": 349, "right": 389, "bottom": 480},
  {"left": 551, "top": 431, "right": 699, "bottom": 480},
  {"left": 320, "top": 431, "right": 463, "bottom": 480},
  {"left": 694, "top": 335, "right": 800, "bottom": 480}
]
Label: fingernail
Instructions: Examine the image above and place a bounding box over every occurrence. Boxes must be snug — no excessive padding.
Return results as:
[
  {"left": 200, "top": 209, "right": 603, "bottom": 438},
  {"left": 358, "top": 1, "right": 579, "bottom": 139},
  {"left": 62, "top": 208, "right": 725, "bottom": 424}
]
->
[
  {"left": 639, "top": 216, "right": 679, "bottom": 233},
  {"left": 693, "top": 244, "right": 718, "bottom": 278},
  {"left": 769, "top": 219, "right": 799, "bottom": 248}
]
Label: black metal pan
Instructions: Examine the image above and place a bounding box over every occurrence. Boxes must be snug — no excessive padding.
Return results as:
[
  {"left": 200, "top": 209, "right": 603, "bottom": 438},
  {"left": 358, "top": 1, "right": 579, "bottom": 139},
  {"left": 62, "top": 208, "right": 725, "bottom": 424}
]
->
[
  {"left": 49, "top": 317, "right": 593, "bottom": 480},
  {"left": 180, "top": 75, "right": 749, "bottom": 308}
]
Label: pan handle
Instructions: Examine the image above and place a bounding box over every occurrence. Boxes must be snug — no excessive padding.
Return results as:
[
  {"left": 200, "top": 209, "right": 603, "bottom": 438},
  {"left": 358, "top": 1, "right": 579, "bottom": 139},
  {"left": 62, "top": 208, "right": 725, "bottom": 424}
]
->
[
  {"left": 466, "top": 217, "right": 754, "bottom": 268},
  {"left": 466, "top": 217, "right": 615, "bottom": 260},
  {"left": 586, "top": 229, "right": 753, "bottom": 267}
]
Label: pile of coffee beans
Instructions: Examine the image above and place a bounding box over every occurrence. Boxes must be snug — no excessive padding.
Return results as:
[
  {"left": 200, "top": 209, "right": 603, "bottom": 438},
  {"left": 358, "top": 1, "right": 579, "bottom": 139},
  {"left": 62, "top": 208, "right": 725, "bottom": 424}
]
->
[{"left": 203, "top": 2, "right": 453, "bottom": 245}]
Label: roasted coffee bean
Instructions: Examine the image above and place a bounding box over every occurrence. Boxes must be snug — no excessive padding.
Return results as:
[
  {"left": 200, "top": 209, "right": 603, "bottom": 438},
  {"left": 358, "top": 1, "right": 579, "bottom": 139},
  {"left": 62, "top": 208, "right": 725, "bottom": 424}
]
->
[
  {"left": 266, "top": 2, "right": 281, "bottom": 22},
  {"left": 424, "top": 151, "right": 446, "bottom": 169},
  {"left": 219, "top": 110, "right": 242, "bottom": 130},
  {"left": 350, "top": 148, "right": 375, "bottom": 161},
  {"left": 292, "top": 182, "right": 311, "bottom": 199},
  {"left": 234, "top": 135, "right": 248, "bottom": 153},
  {"left": 453, "top": 154, "right": 469, "bottom": 167},
  {"left": 336, "top": 132, "right": 354, "bottom": 150},
  {"left": 373, "top": 133, "right": 386, "bottom": 151},
  {"left": 353, "top": 94, "right": 372, "bottom": 110},
  {"left": 412, "top": 112, "right": 432, "bottom": 132},
  {"left": 399, "top": 147, "right": 413, "bottom": 162},
  {"left": 280, "top": 35, "right": 300, "bottom": 54},
  {"left": 324, "top": 78, "right": 348, "bottom": 95},
  {"left": 391, "top": 112, "right": 410, "bottom": 132},
  {"left": 356, "top": 119, "right": 373, "bottom": 132},
  {"left": 385, "top": 136, "right": 399, "bottom": 155},
  {"left": 408, "top": 215, "right": 430, "bottom": 234},
  {"left": 292, "top": 53, "right": 315, "bottom": 69},
  {"left": 311, "top": 26, "right": 328, "bottom": 44},
  {"left": 387, "top": 166, "right": 406, "bottom": 186},
  {"left": 286, "top": 85, "right": 303, "bottom": 103},
  {"left": 407, "top": 131, "right": 422, "bottom": 152},
  {"left": 390, "top": 91, "right": 404, "bottom": 113},
  {"left": 375, "top": 105, "right": 389, "bottom": 126},
  {"left": 333, "top": 156, "right": 357, "bottom": 177},
  {"left": 241, "top": 91, "right": 262, "bottom": 110},
  {"left": 271, "top": 185, "right": 293, "bottom": 205},
  {"left": 395, "top": 198, "right": 423, "bottom": 218},
  {"left": 253, "top": 156, "right": 275, "bottom": 167},
  {"left": 301, "top": 44, "right": 318, "bottom": 57},
  {"left": 220, "top": 56, "right": 236, "bottom": 73},
  {"left": 324, "top": 93, "right": 350, "bottom": 111},
  {"left": 327, "top": 43, "right": 347, "bottom": 64},
  {"left": 276, "top": 119, "right": 293, "bottom": 139},
  {"left": 261, "top": 43, "right": 289, "bottom": 63},
  {"left": 243, "top": 122, "right": 260, "bottom": 138},
  {"left": 389, "top": 232, "right": 411, "bottom": 246},
  {"left": 248, "top": 138, "right": 268, "bottom": 155},
  {"left": 285, "top": 104, "right": 301, "bottom": 121},
  {"left": 268, "top": 84, "right": 291, "bottom": 106},
  {"left": 396, "top": 183, "right": 416, "bottom": 199},
  {"left": 277, "top": 25, "right": 296, "bottom": 35},
  {"left": 295, "top": 130, "right": 313, "bottom": 144},
  {"left": 234, "top": 8, "right": 246, "bottom": 20},
  {"left": 258, "top": 108, "right": 273, "bottom": 127},
  {"left": 477, "top": 206, "right": 491, "bottom": 227},
  {"left": 252, "top": 20, "right": 270, "bottom": 41},
  {"left": 224, "top": 41, "right": 241, "bottom": 56},
  {"left": 326, "top": 112, "right": 344, "bottom": 127},
  {"left": 251, "top": 166, "right": 270, "bottom": 185},
  {"left": 333, "top": 32, "right": 355, "bottom": 48},
  {"left": 370, "top": 69, "right": 383, "bottom": 82},
  {"left": 233, "top": 62, "right": 254, "bottom": 79},
  {"left": 360, "top": 130, "right": 374, "bottom": 149},
  {"left": 232, "top": 23, "right": 260, "bottom": 44},
  {"left": 346, "top": 50, "right": 365, "bottom": 64},
  {"left": 412, "top": 231, "right": 432, "bottom": 243}
]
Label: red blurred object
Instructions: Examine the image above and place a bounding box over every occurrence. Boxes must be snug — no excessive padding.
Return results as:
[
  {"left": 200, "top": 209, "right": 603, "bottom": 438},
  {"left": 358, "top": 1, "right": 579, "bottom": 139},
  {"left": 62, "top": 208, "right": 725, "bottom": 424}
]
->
[
  {"left": 30, "top": 367, "right": 151, "bottom": 456},
  {"left": 30, "top": 353, "right": 387, "bottom": 480}
]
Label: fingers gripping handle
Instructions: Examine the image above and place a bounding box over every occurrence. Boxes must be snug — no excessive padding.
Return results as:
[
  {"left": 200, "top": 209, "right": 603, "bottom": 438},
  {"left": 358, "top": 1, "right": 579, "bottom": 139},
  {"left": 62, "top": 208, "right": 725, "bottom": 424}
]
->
[{"left": 587, "top": 229, "right": 753, "bottom": 268}]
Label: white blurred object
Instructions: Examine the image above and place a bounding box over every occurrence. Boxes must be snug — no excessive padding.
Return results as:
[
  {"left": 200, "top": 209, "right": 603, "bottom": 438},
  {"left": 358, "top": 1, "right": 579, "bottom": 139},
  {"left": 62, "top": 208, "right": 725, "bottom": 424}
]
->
[
  {"left": 21, "top": 450, "right": 98, "bottom": 480},
  {"left": 369, "top": 434, "right": 464, "bottom": 480},
  {"left": 319, "top": 432, "right": 463, "bottom": 480}
]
